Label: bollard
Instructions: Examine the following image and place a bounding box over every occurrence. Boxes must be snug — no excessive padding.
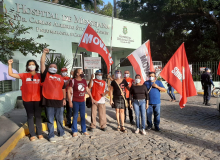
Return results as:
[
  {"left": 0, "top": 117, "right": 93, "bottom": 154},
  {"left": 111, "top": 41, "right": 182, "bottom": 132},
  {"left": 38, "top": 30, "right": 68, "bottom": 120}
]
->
[{"left": 15, "top": 96, "right": 24, "bottom": 109}]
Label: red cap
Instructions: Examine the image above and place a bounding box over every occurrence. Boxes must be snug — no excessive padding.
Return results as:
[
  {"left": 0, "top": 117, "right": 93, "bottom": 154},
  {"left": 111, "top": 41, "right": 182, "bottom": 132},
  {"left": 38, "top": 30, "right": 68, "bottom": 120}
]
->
[{"left": 61, "top": 68, "right": 67, "bottom": 72}]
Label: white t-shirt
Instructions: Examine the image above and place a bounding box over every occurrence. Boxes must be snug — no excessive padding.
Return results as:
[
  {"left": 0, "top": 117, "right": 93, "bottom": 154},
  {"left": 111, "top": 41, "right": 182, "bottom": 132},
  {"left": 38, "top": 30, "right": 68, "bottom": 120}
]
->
[{"left": 91, "top": 81, "right": 108, "bottom": 104}]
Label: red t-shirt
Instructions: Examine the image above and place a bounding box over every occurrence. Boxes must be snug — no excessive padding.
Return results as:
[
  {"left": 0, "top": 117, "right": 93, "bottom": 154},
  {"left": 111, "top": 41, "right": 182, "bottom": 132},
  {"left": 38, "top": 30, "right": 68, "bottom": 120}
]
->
[
  {"left": 125, "top": 77, "right": 134, "bottom": 98},
  {"left": 72, "top": 78, "right": 87, "bottom": 102}
]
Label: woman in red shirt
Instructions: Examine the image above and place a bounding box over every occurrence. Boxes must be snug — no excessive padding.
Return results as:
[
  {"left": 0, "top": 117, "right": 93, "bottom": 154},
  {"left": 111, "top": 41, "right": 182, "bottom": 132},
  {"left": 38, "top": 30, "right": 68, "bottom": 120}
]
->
[
  {"left": 68, "top": 68, "right": 94, "bottom": 137},
  {"left": 8, "top": 59, "right": 43, "bottom": 142}
]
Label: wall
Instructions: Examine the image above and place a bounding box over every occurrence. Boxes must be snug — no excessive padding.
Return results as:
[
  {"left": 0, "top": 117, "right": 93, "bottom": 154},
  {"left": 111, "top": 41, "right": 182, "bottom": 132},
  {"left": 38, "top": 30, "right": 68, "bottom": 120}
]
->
[{"left": 0, "top": 91, "right": 21, "bottom": 116}]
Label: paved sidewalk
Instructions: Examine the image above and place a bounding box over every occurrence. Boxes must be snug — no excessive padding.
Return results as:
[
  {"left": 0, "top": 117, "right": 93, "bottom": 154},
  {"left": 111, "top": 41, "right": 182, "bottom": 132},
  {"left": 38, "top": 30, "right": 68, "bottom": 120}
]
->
[{"left": 6, "top": 94, "right": 220, "bottom": 160}]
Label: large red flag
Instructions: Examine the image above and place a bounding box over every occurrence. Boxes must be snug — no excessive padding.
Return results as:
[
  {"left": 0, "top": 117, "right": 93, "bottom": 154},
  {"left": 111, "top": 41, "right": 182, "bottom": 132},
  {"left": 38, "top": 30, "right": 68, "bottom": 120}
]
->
[
  {"left": 217, "top": 61, "right": 220, "bottom": 76},
  {"left": 160, "top": 43, "right": 197, "bottom": 108},
  {"left": 127, "top": 40, "right": 155, "bottom": 84},
  {"left": 78, "top": 24, "right": 113, "bottom": 73}
]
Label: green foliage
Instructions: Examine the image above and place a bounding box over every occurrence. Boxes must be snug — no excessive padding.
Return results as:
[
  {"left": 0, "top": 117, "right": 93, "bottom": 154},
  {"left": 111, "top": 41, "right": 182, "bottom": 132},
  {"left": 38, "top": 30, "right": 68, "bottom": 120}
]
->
[
  {"left": 118, "top": 0, "right": 220, "bottom": 62},
  {"left": 0, "top": 8, "right": 53, "bottom": 63},
  {"left": 45, "top": 54, "right": 71, "bottom": 74}
]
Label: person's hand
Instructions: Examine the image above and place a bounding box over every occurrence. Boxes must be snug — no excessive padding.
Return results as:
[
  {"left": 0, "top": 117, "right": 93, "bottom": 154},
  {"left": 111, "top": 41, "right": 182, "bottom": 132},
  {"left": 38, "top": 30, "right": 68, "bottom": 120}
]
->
[
  {"left": 110, "top": 100, "right": 113, "bottom": 105},
  {"left": 8, "top": 59, "right": 13, "bottom": 65},
  {"left": 43, "top": 48, "right": 49, "bottom": 54},
  {"left": 130, "top": 104, "right": 133, "bottom": 109},
  {"left": 63, "top": 99, "right": 66, "bottom": 106},
  {"left": 213, "top": 86, "right": 215, "bottom": 90},
  {"left": 69, "top": 101, "right": 73, "bottom": 108},
  {"left": 91, "top": 74, "right": 94, "bottom": 79},
  {"left": 152, "top": 83, "right": 158, "bottom": 88},
  {"left": 101, "top": 93, "right": 105, "bottom": 97},
  {"left": 146, "top": 104, "right": 149, "bottom": 109}
]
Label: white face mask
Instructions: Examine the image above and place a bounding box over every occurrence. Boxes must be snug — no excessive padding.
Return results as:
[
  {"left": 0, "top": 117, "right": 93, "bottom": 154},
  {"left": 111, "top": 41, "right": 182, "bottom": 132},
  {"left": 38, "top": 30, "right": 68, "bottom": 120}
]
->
[
  {"left": 28, "top": 65, "right": 36, "bottom": 71},
  {"left": 135, "top": 79, "right": 141, "bottom": 84},
  {"left": 115, "top": 73, "right": 121, "bottom": 79},
  {"left": 48, "top": 67, "right": 57, "bottom": 74},
  {"left": 62, "top": 72, "right": 67, "bottom": 76},
  {"left": 96, "top": 75, "right": 102, "bottom": 80},
  {"left": 124, "top": 74, "right": 129, "bottom": 78},
  {"left": 149, "top": 77, "right": 155, "bottom": 81}
]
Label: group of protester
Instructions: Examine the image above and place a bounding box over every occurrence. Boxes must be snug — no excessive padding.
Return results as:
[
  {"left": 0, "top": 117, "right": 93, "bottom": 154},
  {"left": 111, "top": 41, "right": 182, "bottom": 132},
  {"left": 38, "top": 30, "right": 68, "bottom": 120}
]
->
[{"left": 8, "top": 48, "right": 177, "bottom": 143}]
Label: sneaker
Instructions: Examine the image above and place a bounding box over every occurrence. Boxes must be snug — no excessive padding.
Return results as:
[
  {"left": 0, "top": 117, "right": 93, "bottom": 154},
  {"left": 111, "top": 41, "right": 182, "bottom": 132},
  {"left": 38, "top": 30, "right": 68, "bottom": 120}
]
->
[
  {"left": 49, "top": 137, "right": 56, "bottom": 143},
  {"left": 63, "top": 134, "right": 69, "bottom": 139},
  {"left": 101, "top": 128, "right": 107, "bottom": 131},
  {"left": 142, "top": 129, "right": 146, "bottom": 135},
  {"left": 130, "top": 121, "right": 136, "bottom": 125},
  {"left": 146, "top": 126, "right": 152, "bottom": 130},
  {"left": 38, "top": 135, "right": 44, "bottom": 140},
  {"left": 72, "top": 132, "right": 78, "bottom": 137},
  {"left": 135, "top": 128, "right": 139, "bottom": 134},
  {"left": 30, "top": 136, "right": 36, "bottom": 142},
  {"left": 83, "top": 132, "right": 89, "bottom": 136},
  {"left": 155, "top": 127, "right": 161, "bottom": 132},
  {"left": 88, "top": 127, "right": 94, "bottom": 132}
]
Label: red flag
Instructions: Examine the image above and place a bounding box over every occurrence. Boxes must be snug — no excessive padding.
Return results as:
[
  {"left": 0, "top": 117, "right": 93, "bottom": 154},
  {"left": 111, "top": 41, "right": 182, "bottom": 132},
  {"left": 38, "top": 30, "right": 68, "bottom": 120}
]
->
[
  {"left": 160, "top": 43, "right": 197, "bottom": 108},
  {"left": 127, "top": 40, "right": 155, "bottom": 84},
  {"left": 217, "top": 61, "right": 220, "bottom": 76},
  {"left": 78, "top": 24, "right": 113, "bottom": 73}
]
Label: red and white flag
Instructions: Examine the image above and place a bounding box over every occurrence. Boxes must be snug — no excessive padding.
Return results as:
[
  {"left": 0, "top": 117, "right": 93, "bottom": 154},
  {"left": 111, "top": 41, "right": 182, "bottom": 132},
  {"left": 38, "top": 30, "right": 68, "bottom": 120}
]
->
[
  {"left": 160, "top": 43, "right": 197, "bottom": 108},
  {"left": 78, "top": 24, "right": 113, "bottom": 73},
  {"left": 217, "top": 61, "right": 220, "bottom": 76},
  {"left": 127, "top": 40, "right": 154, "bottom": 84}
]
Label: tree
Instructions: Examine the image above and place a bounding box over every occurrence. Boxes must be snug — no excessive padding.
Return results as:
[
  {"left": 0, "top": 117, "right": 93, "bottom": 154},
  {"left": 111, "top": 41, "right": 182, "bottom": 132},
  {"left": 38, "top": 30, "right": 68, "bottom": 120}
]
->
[
  {"left": 0, "top": 4, "right": 53, "bottom": 63},
  {"left": 118, "top": 0, "right": 220, "bottom": 62}
]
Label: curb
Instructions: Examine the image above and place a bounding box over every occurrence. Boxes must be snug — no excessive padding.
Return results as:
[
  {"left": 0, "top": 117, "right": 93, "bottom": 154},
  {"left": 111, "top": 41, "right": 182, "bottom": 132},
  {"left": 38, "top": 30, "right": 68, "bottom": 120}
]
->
[{"left": 0, "top": 114, "right": 87, "bottom": 160}]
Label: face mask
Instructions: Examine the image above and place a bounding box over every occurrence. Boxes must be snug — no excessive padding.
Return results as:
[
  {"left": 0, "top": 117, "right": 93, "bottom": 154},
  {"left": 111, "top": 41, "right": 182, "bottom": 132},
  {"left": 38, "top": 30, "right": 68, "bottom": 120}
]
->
[
  {"left": 96, "top": 75, "right": 102, "bottom": 80},
  {"left": 135, "top": 79, "right": 141, "bottom": 84},
  {"left": 149, "top": 77, "right": 155, "bottom": 81},
  {"left": 115, "top": 73, "right": 121, "bottom": 79},
  {"left": 124, "top": 74, "right": 129, "bottom": 78},
  {"left": 62, "top": 72, "right": 67, "bottom": 76},
  {"left": 48, "top": 67, "right": 57, "bottom": 74},
  {"left": 28, "top": 65, "right": 36, "bottom": 71},
  {"left": 80, "top": 74, "right": 85, "bottom": 78}
]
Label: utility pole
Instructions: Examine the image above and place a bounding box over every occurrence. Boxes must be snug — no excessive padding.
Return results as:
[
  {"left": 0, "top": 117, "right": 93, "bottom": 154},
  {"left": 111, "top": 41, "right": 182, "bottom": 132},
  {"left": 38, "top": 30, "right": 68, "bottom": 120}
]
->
[
  {"left": 114, "top": 0, "right": 116, "bottom": 17},
  {"left": 94, "top": 0, "right": 96, "bottom": 13}
]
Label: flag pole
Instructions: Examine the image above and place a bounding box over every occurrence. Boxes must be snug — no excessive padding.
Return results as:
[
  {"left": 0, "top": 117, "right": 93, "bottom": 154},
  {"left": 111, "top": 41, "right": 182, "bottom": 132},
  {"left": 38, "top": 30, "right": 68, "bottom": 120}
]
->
[
  {"left": 111, "top": 57, "right": 128, "bottom": 72},
  {"left": 109, "top": 5, "right": 114, "bottom": 74}
]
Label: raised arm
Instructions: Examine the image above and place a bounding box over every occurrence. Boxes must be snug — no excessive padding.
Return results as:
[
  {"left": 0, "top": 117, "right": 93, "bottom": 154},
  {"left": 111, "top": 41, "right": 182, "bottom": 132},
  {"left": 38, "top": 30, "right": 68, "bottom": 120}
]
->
[
  {"left": 40, "top": 48, "right": 49, "bottom": 73},
  {"left": 8, "top": 59, "right": 20, "bottom": 79},
  {"left": 88, "top": 74, "right": 94, "bottom": 89}
]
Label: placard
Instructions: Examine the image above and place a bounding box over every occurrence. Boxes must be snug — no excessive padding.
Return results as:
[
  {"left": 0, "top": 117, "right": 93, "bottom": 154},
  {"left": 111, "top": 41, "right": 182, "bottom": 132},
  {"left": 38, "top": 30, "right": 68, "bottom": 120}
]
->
[{"left": 84, "top": 57, "right": 101, "bottom": 69}]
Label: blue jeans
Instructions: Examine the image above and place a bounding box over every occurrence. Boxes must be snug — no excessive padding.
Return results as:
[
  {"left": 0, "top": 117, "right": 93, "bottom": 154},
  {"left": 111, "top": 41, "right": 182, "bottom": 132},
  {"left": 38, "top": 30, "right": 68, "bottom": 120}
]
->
[
  {"left": 167, "top": 86, "right": 176, "bottom": 100},
  {"left": 133, "top": 99, "right": 146, "bottom": 129},
  {"left": 147, "top": 104, "right": 161, "bottom": 129},
  {"left": 46, "top": 107, "right": 65, "bottom": 139},
  {"left": 72, "top": 101, "right": 86, "bottom": 133}
]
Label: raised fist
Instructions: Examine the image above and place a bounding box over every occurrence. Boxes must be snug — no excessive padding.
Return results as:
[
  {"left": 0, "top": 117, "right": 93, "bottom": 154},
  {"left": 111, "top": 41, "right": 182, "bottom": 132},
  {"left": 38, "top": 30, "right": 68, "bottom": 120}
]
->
[
  {"left": 8, "top": 59, "right": 13, "bottom": 64},
  {"left": 91, "top": 74, "right": 94, "bottom": 79},
  {"left": 43, "top": 48, "right": 49, "bottom": 54}
]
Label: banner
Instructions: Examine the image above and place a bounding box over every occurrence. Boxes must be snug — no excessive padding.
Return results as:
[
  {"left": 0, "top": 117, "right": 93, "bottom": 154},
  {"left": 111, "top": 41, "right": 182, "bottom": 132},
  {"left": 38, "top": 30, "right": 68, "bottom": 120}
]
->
[
  {"left": 160, "top": 43, "right": 197, "bottom": 108},
  {"left": 0, "top": 61, "right": 18, "bottom": 81},
  {"left": 217, "top": 61, "right": 220, "bottom": 76},
  {"left": 78, "top": 24, "right": 113, "bottom": 73},
  {"left": 127, "top": 40, "right": 154, "bottom": 84}
]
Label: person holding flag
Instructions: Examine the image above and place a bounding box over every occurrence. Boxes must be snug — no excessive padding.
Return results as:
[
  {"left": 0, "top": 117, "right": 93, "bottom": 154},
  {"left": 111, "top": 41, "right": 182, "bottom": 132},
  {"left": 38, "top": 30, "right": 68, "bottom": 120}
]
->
[
  {"left": 60, "top": 67, "right": 72, "bottom": 128},
  {"left": 88, "top": 70, "right": 109, "bottom": 131},
  {"left": 124, "top": 70, "right": 135, "bottom": 125},
  {"left": 8, "top": 59, "right": 43, "bottom": 142},
  {"left": 144, "top": 72, "right": 166, "bottom": 131}
]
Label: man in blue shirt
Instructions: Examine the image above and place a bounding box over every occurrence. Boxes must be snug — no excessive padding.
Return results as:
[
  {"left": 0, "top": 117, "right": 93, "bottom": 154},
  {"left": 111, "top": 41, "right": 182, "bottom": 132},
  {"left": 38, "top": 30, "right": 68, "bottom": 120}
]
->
[{"left": 144, "top": 72, "right": 166, "bottom": 131}]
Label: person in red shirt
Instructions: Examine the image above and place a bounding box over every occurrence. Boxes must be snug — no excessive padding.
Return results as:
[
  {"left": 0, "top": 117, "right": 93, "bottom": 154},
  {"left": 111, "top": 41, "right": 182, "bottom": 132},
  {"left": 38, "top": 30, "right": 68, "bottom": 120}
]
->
[
  {"left": 41, "top": 48, "right": 68, "bottom": 143},
  {"left": 8, "top": 59, "right": 43, "bottom": 142},
  {"left": 88, "top": 70, "right": 109, "bottom": 131},
  {"left": 67, "top": 68, "right": 94, "bottom": 137},
  {"left": 60, "top": 67, "right": 72, "bottom": 128},
  {"left": 124, "top": 70, "right": 135, "bottom": 125}
]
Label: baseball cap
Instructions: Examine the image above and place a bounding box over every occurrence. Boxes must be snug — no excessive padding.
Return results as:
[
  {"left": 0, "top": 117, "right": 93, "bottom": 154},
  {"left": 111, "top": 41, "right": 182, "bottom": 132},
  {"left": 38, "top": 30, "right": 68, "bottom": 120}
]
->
[
  {"left": 95, "top": 70, "right": 103, "bottom": 74},
  {"left": 61, "top": 67, "right": 67, "bottom": 72}
]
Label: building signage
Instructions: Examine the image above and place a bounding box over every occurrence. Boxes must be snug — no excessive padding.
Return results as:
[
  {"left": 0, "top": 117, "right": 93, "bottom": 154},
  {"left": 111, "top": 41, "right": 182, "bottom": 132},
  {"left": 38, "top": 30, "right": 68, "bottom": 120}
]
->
[
  {"left": 116, "top": 26, "right": 134, "bottom": 44},
  {"left": 84, "top": 57, "right": 101, "bottom": 69}
]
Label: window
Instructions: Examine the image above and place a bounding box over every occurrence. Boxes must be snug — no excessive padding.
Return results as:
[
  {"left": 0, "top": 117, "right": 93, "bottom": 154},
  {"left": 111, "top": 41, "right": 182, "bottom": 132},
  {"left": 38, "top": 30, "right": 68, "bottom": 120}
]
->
[{"left": 0, "top": 59, "right": 19, "bottom": 94}]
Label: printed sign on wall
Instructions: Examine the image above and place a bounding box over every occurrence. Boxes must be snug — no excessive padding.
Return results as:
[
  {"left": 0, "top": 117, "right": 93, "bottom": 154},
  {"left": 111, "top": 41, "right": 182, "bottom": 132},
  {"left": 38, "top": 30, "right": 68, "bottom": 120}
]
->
[{"left": 84, "top": 57, "right": 101, "bottom": 69}]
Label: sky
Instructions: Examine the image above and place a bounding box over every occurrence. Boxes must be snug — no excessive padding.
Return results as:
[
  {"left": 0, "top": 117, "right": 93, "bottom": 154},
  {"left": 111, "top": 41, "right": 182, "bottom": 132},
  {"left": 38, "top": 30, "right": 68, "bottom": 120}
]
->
[{"left": 103, "top": 0, "right": 113, "bottom": 5}]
